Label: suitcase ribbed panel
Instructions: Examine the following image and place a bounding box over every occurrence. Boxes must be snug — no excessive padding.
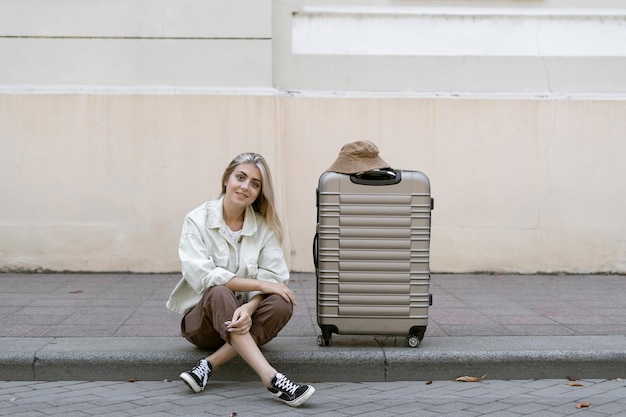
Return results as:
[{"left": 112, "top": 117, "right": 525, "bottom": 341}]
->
[{"left": 316, "top": 170, "right": 432, "bottom": 337}]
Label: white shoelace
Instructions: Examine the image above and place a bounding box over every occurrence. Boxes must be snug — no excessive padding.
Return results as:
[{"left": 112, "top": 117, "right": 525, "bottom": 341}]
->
[
  {"left": 191, "top": 361, "right": 209, "bottom": 378},
  {"left": 274, "top": 373, "right": 298, "bottom": 395}
]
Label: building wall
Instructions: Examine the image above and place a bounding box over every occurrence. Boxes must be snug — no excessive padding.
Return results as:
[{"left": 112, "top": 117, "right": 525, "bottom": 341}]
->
[
  {"left": 274, "top": 1, "right": 626, "bottom": 94},
  {"left": 1, "top": 0, "right": 625, "bottom": 273},
  {"left": 0, "top": 0, "right": 272, "bottom": 87}
]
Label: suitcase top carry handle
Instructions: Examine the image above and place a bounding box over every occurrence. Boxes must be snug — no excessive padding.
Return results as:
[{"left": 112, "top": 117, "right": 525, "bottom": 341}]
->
[{"left": 351, "top": 168, "right": 402, "bottom": 185}]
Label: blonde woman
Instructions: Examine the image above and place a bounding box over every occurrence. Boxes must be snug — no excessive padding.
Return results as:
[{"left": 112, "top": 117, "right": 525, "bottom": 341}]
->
[{"left": 167, "top": 152, "right": 315, "bottom": 407}]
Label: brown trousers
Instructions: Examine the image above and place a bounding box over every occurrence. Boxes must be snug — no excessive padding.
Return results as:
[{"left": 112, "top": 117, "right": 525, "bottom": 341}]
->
[{"left": 180, "top": 285, "right": 293, "bottom": 350}]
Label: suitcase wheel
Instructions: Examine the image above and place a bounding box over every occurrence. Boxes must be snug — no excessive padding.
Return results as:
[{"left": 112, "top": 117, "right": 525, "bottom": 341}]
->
[
  {"left": 317, "top": 326, "right": 335, "bottom": 346},
  {"left": 317, "top": 334, "right": 330, "bottom": 347},
  {"left": 408, "top": 326, "right": 426, "bottom": 348}
]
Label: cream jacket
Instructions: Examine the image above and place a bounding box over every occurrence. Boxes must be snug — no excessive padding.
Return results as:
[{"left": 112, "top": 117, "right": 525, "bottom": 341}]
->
[{"left": 166, "top": 196, "right": 289, "bottom": 315}]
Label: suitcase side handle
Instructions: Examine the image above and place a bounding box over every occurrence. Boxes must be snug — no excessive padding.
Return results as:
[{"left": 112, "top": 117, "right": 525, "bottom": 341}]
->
[
  {"left": 312, "top": 232, "right": 319, "bottom": 269},
  {"left": 351, "top": 168, "right": 402, "bottom": 185}
]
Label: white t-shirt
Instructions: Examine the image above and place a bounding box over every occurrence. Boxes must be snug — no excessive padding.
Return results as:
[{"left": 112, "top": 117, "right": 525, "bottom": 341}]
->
[{"left": 226, "top": 226, "right": 243, "bottom": 270}]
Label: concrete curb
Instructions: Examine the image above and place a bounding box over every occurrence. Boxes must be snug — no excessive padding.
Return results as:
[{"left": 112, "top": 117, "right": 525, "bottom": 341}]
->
[{"left": 2, "top": 335, "right": 625, "bottom": 382}]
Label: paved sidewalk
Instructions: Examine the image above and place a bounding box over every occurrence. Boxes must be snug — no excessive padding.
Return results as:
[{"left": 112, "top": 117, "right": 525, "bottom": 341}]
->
[
  {"left": 0, "top": 273, "right": 625, "bottom": 382},
  {"left": 2, "top": 378, "right": 626, "bottom": 416}
]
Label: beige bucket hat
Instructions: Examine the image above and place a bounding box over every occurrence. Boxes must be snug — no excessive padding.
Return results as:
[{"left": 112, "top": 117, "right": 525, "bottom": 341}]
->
[{"left": 327, "top": 140, "right": 390, "bottom": 174}]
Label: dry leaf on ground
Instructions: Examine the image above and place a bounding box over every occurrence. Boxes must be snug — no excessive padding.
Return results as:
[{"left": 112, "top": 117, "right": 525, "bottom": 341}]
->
[
  {"left": 455, "top": 374, "right": 487, "bottom": 382},
  {"left": 567, "top": 381, "right": 584, "bottom": 387},
  {"left": 576, "top": 402, "right": 590, "bottom": 409}
]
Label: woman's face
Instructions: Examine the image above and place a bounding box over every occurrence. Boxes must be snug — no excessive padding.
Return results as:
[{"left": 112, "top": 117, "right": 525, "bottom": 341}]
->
[{"left": 224, "top": 163, "right": 262, "bottom": 209}]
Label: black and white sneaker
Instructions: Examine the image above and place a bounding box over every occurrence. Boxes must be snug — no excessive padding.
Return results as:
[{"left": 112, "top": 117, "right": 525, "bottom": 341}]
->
[
  {"left": 180, "top": 359, "right": 212, "bottom": 393},
  {"left": 268, "top": 373, "right": 315, "bottom": 407}
]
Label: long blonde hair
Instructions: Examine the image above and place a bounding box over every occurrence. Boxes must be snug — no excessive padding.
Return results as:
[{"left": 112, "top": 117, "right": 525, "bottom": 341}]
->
[{"left": 221, "top": 152, "right": 284, "bottom": 242}]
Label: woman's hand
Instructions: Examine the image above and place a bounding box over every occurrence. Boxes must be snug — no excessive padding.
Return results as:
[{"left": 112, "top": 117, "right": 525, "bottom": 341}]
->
[
  {"left": 258, "top": 281, "right": 297, "bottom": 305},
  {"left": 224, "top": 305, "right": 253, "bottom": 335}
]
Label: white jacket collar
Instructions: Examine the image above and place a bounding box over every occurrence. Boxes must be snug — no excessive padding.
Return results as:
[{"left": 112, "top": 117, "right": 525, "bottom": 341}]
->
[{"left": 206, "top": 196, "right": 258, "bottom": 236}]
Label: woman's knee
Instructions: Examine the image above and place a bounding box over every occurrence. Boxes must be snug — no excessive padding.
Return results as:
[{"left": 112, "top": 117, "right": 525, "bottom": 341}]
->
[
  {"left": 272, "top": 295, "right": 294, "bottom": 320},
  {"left": 257, "top": 293, "right": 293, "bottom": 321},
  {"left": 254, "top": 294, "right": 293, "bottom": 332}
]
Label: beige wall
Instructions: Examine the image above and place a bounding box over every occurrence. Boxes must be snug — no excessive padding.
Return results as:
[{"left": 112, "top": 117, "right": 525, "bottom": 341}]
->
[
  {"left": 1, "top": 0, "right": 626, "bottom": 273},
  {"left": 3, "top": 95, "right": 625, "bottom": 273},
  {"left": 0, "top": 94, "right": 282, "bottom": 272},
  {"left": 284, "top": 97, "right": 626, "bottom": 273}
]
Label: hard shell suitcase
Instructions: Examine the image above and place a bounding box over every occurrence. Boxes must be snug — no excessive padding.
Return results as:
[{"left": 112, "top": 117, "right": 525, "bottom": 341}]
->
[{"left": 314, "top": 168, "right": 433, "bottom": 348}]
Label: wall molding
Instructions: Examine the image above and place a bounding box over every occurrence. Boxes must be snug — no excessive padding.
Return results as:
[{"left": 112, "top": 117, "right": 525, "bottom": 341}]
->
[{"left": 293, "top": 7, "right": 626, "bottom": 57}]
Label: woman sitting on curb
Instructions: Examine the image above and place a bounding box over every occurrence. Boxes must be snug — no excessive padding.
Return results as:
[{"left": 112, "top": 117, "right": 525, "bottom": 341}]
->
[{"left": 166, "top": 152, "right": 315, "bottom": 407}]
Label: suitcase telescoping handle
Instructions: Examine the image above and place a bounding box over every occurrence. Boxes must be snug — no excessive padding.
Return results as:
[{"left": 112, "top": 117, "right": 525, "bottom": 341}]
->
[{"left": 351, "top": 168, "right": 402, "bottom": 185}]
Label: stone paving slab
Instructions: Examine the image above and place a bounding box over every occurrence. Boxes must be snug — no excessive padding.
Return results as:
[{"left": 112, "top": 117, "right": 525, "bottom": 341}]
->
[
  {"left": 1, "top": 272, "right": 625, "bottom": 382},
  {"left": 1, "top": 273, "right": 626, "bottom": 339},
  {"left": 2, "top": 379, "right": 626, "bottom": 417}
]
